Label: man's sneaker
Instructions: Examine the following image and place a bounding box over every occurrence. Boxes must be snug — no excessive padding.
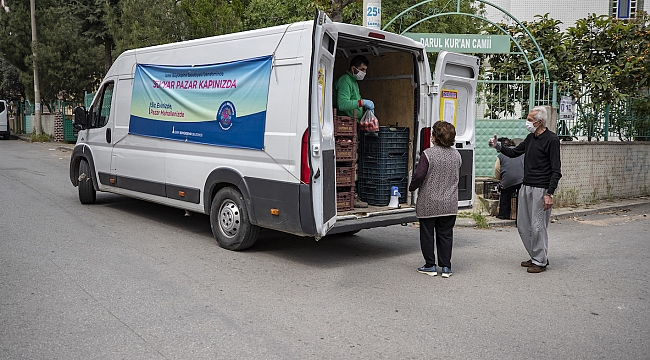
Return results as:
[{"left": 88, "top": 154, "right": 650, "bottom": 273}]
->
[
  {"left": 521, "top": 259, "right": 549, "bottom": 267},
  {"left": 527, "top": 264, "right": 547, "bottom": 273},
  {"left": 417, "top": 265, "right": 437, "bottom": 276},
  {"left": 441, "top": 267, "right": 452, "bottom": 278}
]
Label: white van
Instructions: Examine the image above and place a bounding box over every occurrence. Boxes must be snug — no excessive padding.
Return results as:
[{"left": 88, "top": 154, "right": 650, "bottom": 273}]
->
[
  {"left": 0, "top": 100, "right": 9, "bottom": 140},
  {"left": 69, "top": 11, "right": 478, "bottom": 250}
]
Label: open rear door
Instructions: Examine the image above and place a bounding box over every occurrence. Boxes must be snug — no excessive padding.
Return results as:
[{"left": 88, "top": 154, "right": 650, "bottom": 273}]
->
[
  {"left": 430, "top": 51, "right": 479, "bottom": 207},
  {"left": 309, "top": 11, "right": 338, "bottom": 238}
]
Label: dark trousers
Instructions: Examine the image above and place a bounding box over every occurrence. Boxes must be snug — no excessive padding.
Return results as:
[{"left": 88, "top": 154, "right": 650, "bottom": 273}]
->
[
  {"left": 419, "top": 215, "right": 456, "bottom": 269},
  {"left": 498, "top": 183, "right": 521, "bottom": 219}
]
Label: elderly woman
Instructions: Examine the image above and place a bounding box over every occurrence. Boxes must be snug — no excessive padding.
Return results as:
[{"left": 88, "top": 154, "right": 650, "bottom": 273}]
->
[{"left": 409, "top": 121, "right": 462, "bottom": 278}]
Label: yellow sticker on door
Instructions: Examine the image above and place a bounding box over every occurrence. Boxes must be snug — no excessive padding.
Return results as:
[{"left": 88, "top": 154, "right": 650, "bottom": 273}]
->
[{"left": 440, "top": 89, "right": 458, "bottom": 127}]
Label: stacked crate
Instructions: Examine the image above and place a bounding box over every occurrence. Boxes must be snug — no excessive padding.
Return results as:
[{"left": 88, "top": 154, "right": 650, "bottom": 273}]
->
[
  {"left": 334, "top": 109, "right": 357, "bottom": 211},
  {"left": 358, "top": 127, "right": 410, "bottom": 206}
]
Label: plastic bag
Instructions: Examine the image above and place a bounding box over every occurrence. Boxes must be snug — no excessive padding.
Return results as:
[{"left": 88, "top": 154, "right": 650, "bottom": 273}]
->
[{"left": 360, "top": 110, "right": 379, "bottom": 132}]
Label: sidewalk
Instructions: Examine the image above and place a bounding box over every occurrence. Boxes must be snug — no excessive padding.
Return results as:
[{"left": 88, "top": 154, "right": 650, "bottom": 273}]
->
[{"left": 455, "top": 196, "right": 650, "bottom": 227}]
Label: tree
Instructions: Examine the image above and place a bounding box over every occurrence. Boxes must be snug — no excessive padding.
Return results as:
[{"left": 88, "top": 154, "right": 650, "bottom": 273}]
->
[
  {"left": 105, "top": 0, "right": 185, "bottom": 56},
  {"left": 481, "top": 12, "right": 649, "bottom": 140},
  {"left": 180, "top": 0, "right": 245, "bottom": 39},
  {"left": 243, "top": 0, "right": 321, "bottom": 30},
  {"left": 0, "top": 56, "right": 24, "bottom": 101},
  {"left": 73, "top": 0, "right": 119, "bottom": 73},
  {"left": 567, "top": 12, "right": 650, "bottom": 140},
  {"left": 483, "top": 14, "right": 570, "bottom": 118},
  {"left": 0, "top": 0, "right": 104, "bottom": 103}
]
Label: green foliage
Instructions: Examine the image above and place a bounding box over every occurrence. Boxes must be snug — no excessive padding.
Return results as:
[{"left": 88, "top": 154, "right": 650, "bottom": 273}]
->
[
  {"left": 105, "top": 0, "right": 185, "bottom": 55},
  {"left": 73, "top": 0, "right": 119, "bottom": 72},
  {"left": 471, "top": 212, "right": 489, "bottom": 229},
  {"left": 243, "top": 0, "right": 314, "bottom": 30},
  {"left": 485, "top": 14, "right": 569, "bottom": 118},
  {"left": 0, "top": 57, "right": 24, "bottom": 101},
  {"left": 180, "top": 0, "right": 244, "bottom": 39},
  {"left": 1, "top": 0, "right": 104, "bottom": 103},
  {"left": 30, "top": 130, "right": 51, "bottom": 142}
]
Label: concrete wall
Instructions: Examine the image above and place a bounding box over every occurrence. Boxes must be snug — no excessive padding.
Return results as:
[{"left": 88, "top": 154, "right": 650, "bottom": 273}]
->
[
  {"left": 555, "top": 142, "right": 650, "bottom": 206},
  {"left": 29, "top": 113, "right": 56, "bottom": 135}
]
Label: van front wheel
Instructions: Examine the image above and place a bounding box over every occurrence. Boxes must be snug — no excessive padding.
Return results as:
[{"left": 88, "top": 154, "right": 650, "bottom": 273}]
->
[
  {"left": 210, "top": 187, "right": 259, "bottom": 251},
  {"left": 78, "top": 159, "right": 96, "bottom": 204}
]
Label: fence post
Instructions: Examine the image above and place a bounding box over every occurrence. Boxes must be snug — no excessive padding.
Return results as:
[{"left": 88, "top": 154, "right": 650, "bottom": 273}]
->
[
  {"left": 529, "top": 79, "right": 535, "bottom": 112},
  {"left": 552, "top": 82, "right": 557, "bottom": 108},
  {"left": 604, "top": 104, "right": 610, "bottom": 141}
]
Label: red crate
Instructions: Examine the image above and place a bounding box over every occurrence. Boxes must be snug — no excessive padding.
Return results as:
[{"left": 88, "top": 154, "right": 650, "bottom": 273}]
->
[
  {"left": 337, "top": 190, "right": 354, "bottom": 211},
  {"left": 336, "top": 164, "right": 356, "bottom": 187},
  {"left": 335, "top": 139, "right": 357, "bottom": 161},
  {"left": 334, "top": 109, "right": 357, "bottom": 136}
]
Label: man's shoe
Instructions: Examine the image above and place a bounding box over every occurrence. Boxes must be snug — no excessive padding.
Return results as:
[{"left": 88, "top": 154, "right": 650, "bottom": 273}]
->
[
  {"left": 527, "top": 264, "right": 547, "bottom": 273},
  {"left": 441, "top": 267, "right": 452, "bottom": 278},
  {"left": 417, "top": 265, "right": 437, "bottom": 276},
  {"left": 521, "top": 259, "right": 549, "bottom": 267},
  {"left": 354, "top": 195, "right": 368, "bottom": 208}
]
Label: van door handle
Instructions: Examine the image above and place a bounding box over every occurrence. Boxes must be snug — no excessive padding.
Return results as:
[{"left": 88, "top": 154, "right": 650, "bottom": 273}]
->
[
  {"left": 314, "top": 168, "right": 320, "bottom": 179},
  {"left": 106, "top": 128, "right": 111, "bottom": 143}
]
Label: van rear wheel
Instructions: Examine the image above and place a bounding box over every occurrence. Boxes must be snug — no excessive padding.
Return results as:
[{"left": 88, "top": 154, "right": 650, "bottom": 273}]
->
[
  {"left": 210, "top": 187, "right": 259, "bottom": 251},
  {"left": 78, "top": 159, "right": 96, "bottom": 204}
]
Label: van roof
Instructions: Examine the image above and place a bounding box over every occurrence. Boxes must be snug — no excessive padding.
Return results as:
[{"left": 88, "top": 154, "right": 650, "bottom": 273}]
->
[{"left": 116, "top": 20, "right": 424, "bottom": 60}]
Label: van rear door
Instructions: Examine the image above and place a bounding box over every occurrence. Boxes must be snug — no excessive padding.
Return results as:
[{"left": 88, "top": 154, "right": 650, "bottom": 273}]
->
[
  {"left": 0, "top": 100, "right": 8, "bottom": 135},
  {"left": 309, "top": 11, "right": 338, "bottom": 237},
  {"left": 430, "top": 51, "right": 479, "bottom": 207}
]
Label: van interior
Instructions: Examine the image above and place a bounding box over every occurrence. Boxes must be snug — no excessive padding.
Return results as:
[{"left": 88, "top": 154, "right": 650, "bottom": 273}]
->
[{"left": 333, "top": 34, "right": 422, "bottom": 216}]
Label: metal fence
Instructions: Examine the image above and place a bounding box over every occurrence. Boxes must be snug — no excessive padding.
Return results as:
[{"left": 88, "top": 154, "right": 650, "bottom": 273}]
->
[{"left": 557, "top": 93, "right": 650, "bottom": 142}]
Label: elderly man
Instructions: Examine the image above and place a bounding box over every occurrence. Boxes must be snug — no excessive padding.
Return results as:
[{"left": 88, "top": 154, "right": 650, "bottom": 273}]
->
[{"left": 489, "top": 106, "right": 562, "bottom": 273}]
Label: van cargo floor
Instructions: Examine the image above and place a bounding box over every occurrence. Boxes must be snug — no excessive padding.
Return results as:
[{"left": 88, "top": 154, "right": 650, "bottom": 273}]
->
[{"left": 338, "top": 205, "right": 415, "bottom": 216}]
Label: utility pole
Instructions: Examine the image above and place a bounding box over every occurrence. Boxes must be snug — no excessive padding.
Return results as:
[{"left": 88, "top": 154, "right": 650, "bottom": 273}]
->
[{"left": 30, "top": 0, "right": 41, "bottom": 135}]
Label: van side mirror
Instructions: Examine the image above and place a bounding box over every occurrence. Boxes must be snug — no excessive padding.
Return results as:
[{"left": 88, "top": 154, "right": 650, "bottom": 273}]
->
[{"left": 73, "top": 106, "right": 88, "bottom": 130}]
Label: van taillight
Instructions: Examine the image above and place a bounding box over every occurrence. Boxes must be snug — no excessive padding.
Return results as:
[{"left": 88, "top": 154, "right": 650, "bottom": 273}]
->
[
  {"left": 421, "top": 127, "right": 431, "bottom": 151},
  {"left": 301, "top": 129, "right": 310, "bottom": 184},
  {"left": 368, "top": 32, "right": 385, "bottom": 40}
]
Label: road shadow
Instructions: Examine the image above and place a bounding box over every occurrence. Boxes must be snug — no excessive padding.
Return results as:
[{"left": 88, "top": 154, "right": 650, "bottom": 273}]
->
[
  {"left": 91, "top": 193, "right": 419, "bottom": 267},
  {"left": 95, "top": 193, "right": 213, "bottom": 236},
  {"left": 249, "top": 226, "right": 420, "bottom": 267}
]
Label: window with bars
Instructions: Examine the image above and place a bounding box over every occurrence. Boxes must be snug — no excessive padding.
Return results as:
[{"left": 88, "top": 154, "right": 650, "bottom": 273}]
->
[{"left": 612, "top": 0, "right": 638, "bottom": 19}]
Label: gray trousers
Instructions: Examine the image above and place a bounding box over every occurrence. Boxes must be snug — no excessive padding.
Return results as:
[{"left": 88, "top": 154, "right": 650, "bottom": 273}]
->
[{"left": 517, "top": 185, "right": 551, "bottom": 266}]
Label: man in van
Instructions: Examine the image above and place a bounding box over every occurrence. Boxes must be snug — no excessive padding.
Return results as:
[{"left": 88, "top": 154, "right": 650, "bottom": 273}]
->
[
  {"left": 334, "top": 55, "right": 375, "bottom": 208},
  {"left": 335, "top": 55, "right": 374, "bottom": 121}
]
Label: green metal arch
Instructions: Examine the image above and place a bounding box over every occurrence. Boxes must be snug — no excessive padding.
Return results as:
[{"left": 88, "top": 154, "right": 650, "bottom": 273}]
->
[{"left": 383, "top": 0, "right": 550, "bottom": 82}]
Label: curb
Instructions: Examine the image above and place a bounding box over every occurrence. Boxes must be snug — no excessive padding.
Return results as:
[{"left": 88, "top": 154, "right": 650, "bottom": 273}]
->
[
  {"left": 458, "top": 198, "right": 650, "bottom": 228},
  {"left": 16, "top": 134, "right": 75, "bottom": 151}
]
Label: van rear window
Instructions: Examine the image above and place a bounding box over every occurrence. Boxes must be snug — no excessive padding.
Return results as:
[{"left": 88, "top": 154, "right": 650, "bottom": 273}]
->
[
  {"left": 323, "top": 33, "right": 335, "bottom": 55},
  {"left": 0, "top": 102, "right": 5, "bottom": 113}
]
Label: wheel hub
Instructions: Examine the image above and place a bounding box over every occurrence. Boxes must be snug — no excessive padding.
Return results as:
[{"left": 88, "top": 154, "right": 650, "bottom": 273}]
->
[{"left": 219, "top": 200, "right": 240, "bottom": 238}]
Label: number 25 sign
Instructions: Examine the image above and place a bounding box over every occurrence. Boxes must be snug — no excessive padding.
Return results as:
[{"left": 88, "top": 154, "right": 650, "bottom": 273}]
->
[{"left": 363, "top": 1, "right": 381, "bottom": 29}]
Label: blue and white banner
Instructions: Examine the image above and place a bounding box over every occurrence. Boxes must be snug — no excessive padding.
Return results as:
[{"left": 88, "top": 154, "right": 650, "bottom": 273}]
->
[{"left": 129, "top": 56, "right": 272, "bottom": 150}]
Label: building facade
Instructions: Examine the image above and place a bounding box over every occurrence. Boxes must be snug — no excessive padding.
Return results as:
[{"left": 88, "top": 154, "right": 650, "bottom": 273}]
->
[{"left": 485, "top": 0, "right": 648, "bottom": 30}]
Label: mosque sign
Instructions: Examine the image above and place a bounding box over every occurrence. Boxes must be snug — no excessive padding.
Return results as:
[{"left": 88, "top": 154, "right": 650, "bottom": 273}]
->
[{"left": 404, "top": 33, "right": 511, "bottom": 54}]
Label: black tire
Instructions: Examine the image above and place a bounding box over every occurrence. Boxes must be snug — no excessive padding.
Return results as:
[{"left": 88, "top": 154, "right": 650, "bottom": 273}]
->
[
  {"left": 210, "top": 187, "right": 259, "bottom": 251},
  {"left": 78, "top": 159, "right": 97, "bottom": 204}
]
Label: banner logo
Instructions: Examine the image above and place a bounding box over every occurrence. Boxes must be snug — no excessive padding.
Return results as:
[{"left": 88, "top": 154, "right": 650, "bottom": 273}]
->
[{"left": 217, "top": 101, "right": 235, "bottom": 130}]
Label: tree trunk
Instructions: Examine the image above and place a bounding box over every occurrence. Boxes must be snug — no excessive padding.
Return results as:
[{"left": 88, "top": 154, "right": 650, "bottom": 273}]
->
[{"left": 104, "top": 39, "right": 113, "bottom": 74}]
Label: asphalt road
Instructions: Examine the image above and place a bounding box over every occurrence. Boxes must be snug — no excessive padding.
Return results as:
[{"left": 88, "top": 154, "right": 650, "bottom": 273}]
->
[{"left": 1, "top": 139, "right": 649, "bottom": 359}]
